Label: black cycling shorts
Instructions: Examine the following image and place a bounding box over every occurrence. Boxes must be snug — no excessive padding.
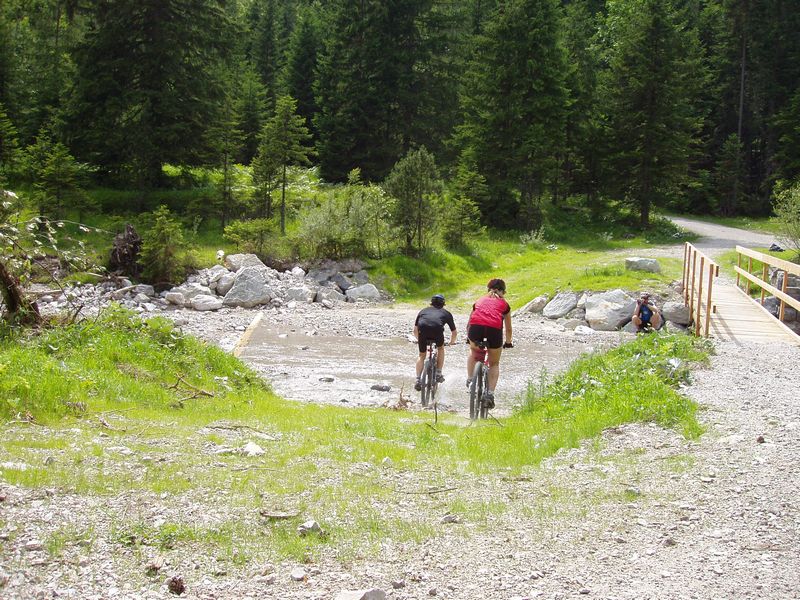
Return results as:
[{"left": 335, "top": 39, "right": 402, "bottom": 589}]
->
[
  {"left": 417, "top": 326, "right": 445, "bottom": 353},
  {"left": 467, "top": 324, "right": 503, "bottom": 349}
]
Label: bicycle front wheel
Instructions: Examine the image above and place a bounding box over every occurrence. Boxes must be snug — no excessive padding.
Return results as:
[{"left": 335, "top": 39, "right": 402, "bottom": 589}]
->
[
  {"left": 421, "top": 359, "right": 430, "bottom": 407},
  {"left": 469, "top": 362, "right": 483, "bottom": 419}
]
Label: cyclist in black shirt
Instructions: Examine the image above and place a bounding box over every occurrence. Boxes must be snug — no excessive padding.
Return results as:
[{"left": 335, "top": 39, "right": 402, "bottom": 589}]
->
[{"left": 413, "top": 294, "right": 457, "bottom": 391}]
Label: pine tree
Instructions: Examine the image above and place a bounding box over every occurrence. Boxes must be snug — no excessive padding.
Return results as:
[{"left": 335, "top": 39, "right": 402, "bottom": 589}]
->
[
  {"left": 383, "top": 146, "right": 442, "bottom": 255},
  {"left": 257, "top": 96, "right": 313, "bottom": 235},
  {"left": 237, "top": 68, "right": 267, "bottom": 165},
  {"left": 0, "top": 103, "right": 20, "bottom": 184},
  {"left": 68, "top": 0, "right": 235, "bottom": 187},
  {"left": 599, "top": 0, "right": 704, "bottom": 227},
  {"left": 283, "top": 7, "right": 321, "bottom": 143},
  {"left": 314, "top": 0, "right": 430, "bottom": 182},
  {"left": 457, "top": 0, "right": 568, "bottom": 227}
]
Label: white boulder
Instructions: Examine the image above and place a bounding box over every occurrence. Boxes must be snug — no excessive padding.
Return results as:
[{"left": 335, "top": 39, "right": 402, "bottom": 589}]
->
[
  {"left": 224, "top": 253, "right": 267, "bottom": 272},
  {"left": 345, "top": 283, "right": 381, "bottom": 302},
  {"left": 625, "top": 257, "right": 661, "bottom": 273},
  {"left": 191, "top": 294, "right": 223, "bottom": 311},
  {"left": 585, "top": 289, "right": 637, "bottom": 331},
  {"left": 543, "top": 292, "right": 579, "bottom": 319},
  {"left": 662, "top": 301, "right": 691, "bottom": 325}
]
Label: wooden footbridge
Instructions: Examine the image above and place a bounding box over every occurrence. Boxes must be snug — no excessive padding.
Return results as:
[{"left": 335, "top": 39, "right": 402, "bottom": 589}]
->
[{"left": 682, "top": 243, "right": 800, "bottom": 345}]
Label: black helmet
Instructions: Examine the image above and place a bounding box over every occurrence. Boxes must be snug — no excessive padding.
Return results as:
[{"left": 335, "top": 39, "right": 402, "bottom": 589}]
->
[
  {"left": 431, "top": 294, "right": 445, "bottom": 307},
  {"left": 487, "top": 278, "right": 506, "bottom": 292}
]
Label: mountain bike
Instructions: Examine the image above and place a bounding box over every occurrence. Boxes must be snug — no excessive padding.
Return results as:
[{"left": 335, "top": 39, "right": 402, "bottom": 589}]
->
[
  {"left": 469, "top": 339, "right": 512, "bottom": 420},
  {"left": 419, "top": 340, "right": 439, "bottom": 408}
]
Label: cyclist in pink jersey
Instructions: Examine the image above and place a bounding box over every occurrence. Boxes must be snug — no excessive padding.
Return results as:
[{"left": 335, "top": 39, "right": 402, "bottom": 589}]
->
[{"left": 466, "top": 278, "right": 513, "bottom": 408}]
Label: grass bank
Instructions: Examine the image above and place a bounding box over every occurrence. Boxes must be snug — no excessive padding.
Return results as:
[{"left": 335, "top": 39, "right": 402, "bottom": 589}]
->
[{"left": 1, "top": 310, "right": 709, "bottom": 564}]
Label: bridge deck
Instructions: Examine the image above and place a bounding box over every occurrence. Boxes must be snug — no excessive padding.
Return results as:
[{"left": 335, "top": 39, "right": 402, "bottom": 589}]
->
[{"left": 709, "top": 284, "right": 800, "bottom": 345}]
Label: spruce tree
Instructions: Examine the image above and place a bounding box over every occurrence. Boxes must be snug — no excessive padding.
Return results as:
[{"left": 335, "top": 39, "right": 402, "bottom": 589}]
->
[
  {"left": 257, "top": 96, "right": 312, "bottom": 235},
  {"left": 599, "top": 0, "right": 704, "bottom": 227},
  {"left": 457, "top": 0, "right": 568, "bottom": 227},
  {"left": 68, "top": 0, "right": 235, "bottom": 187},
  {"left": 283, "top": 7, "right": 321, "bottom": 143}
]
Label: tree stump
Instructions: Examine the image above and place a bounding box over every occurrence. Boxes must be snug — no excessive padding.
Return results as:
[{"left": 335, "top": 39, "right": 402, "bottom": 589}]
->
[{"left": 109, "top": 224, "right": 142, "bottom": 277}]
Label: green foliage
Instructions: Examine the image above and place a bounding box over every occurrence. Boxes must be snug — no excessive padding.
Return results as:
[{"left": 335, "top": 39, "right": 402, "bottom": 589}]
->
[
  {"left": 223, "top": 218, "right": 275, "bottom": 257},
  {"left": 0, "top": 305, "right": 263, "bottom": 420},
  {"left": 520, "top": 333, "right": 709, "bottom": 439},
  {"left": 383, "top": 146, "right": 442, "bottom": 255},
  {"left": 713, "top": 134, "right": 746, "bottom": 216},
  {"left": 598, "top": 0, "right": 705, "bottom": 227},
  {"left": 0, "top": 102, "right": 20, "bottom": 183},
  {"left": 438, "top": 192, "right": 484, "bottom": 250},
  {"left": 68, "top": 0, "right": 236, "bottom": 186},
  {"left": 257, "top": 96, "right": 313, "bottom": 234},
  {"left": 295, "top": 172, "right": 392, "bottom": 259},
  {"left": 773, "top": 182, "right": 800, "bottom": 258},
  {"left": 139, "top": 206, "right": 187, "bottom": 284},
  {"left": 457, "top": 0, "right": 568, "bottom": 227},
  {"left": 22, "top": 132, "right": 94, "bottom": 219}
]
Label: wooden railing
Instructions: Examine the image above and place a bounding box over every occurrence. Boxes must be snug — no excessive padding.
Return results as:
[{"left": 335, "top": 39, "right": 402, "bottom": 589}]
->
[
  {"left": 734, "top": 246, "right": 800, "bottom": 322},
  {"left": 682, "top": 242, "right": 719, "bottom": 337}
]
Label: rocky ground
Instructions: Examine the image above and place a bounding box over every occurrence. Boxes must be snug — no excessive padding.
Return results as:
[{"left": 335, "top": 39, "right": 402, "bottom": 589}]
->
[{"left": 2, "top": 221, "right": 798, "bottom": 599}]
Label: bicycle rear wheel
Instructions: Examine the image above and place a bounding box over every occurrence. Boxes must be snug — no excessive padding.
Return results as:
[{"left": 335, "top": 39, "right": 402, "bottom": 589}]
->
[
  {"left": 469, "top": 362, "right": 483, "bottom": 419},
  {"left": 428, "top": 357, "right": 438, "bottom": 405},
  {"left": 479, "top": 369, "right": 490, "bottom": 419}
]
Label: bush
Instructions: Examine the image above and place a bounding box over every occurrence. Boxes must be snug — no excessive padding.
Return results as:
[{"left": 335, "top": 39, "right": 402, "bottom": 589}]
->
[
  {"left": 139, "top": 206, "right": 188, "bottom": 284},
  {"left": 223, "top": 218, "right": 276, "bottom": 257},
  {"left": 295, "top": 177, "right": 393, "bottom": 259},
  {"left": 774, "top": 181, "right": 800, "bottom": 259}
]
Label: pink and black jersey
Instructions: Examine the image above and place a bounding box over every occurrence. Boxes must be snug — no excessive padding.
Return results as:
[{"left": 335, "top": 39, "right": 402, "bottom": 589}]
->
[{"left": 468, "top": 295, "right": 510, "bottom": 329}]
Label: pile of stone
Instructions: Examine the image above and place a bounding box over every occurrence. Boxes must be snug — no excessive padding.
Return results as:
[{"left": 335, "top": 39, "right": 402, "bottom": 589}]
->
[
  {"left": 764, "top": 269, "right": 800, "bottom": 332},
  {"left": 515, "top": 256, "right": 691, "bottom": 334},
  {"left": 516, "top": 288, "right": 692, "bottom": 334},
  {"left": 33, "top": 254, "right": 386, "bottom": 315}
]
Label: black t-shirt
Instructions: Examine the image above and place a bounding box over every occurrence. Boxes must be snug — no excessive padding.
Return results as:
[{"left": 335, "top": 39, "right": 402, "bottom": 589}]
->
[{"left": 415, "top": 306, "right": 456, "bottom": 332}]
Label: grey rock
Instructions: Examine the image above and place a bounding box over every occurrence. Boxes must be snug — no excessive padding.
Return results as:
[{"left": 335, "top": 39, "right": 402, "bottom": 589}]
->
[
  {"left": 241, "top": 442, "right": 265, "bottom": 457},
  {"left": 133, "top": 284, "right": 155, "bottom": 297},
  {"left": 285, "top": 286, "right": 316, "bottom": 303},
  {"left": 577, "top": 292, "right": 589, "bottom": 309},
  {"left": 625, "top": 257, "right": 661, "bottom": 273},
  {"left": 562, "top": 318, "right": 589, "bottom": 330},
  {"left": 345, "top": 283, "right": 381, "bottom": 302},
  {"left": 517, "top": 295, "right": 548, "bottom": 314},
  {"left": 316, "top": 287, "right": 346, "bottom": 304},
  {"left": 223, "top": 267, "right": 276, "bottom": 308},
  {"left": 662, "top": 301, "right": 691, "bottom": 325},
  {"left": 297, "top": 520, "right": 322, "bottom": 536},
  {"left": 224, "top": 253, "right": 266, "bottom": 272},
  {"left": 134, "top": 293, "right": 150, "bottom": 304},
  {"left": 622, "top": 321, "right": 639, "bottom": 333},
  {"left": 191, "top": 295, "right": 223, "bottom": 311},
  {"left": 215, "top": 273, "right": 236, "bottom": 297},
  {"left": 165, "top": 291, "right": 186, "bottom": 306},
  {"left": 543, "top": 292, "right": 579, "bottom": 319},
  {"left": 585, "top": 289, "right": 637, "bottom": 331},
  {"left": 574, "top": 325, "right": 594, "bottom": 336},
  {"left": 290, "top": 567, "right": 307, "bottom": 582},
  {"left": 352, "top": 270, "right": 370, "bottom": 284},
  {"left": 290, "top": 266, "right": 306, "bottom": 278},
  {"left": 171, "top": 282, "right": 213, "bottom": 302},
  {"left": 204, "top": 264, "right": 229, "bottom": 284},
  {"left": 331, "top": 272, "right": 354, "bottom": 291},
  {"left": 371, "top": 384, "right": 391, "bottom": 392},
  {"left": 307, "top": 268, "right": 336, "bottom": 284},
  {"left": 321, "top": 299, "right": 335, "bottom": 309}
]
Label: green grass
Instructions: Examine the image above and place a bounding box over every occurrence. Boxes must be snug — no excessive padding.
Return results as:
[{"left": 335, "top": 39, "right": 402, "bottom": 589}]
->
[
  {"left": 0, "top": 309, "right": 709, "bottom": 564},
  {"left": 371, "top": 240, "right": 682, "bottom": 310}
]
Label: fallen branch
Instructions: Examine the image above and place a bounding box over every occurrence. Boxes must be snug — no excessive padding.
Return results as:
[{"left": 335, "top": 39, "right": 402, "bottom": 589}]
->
[
  {"left": 425, "top": 422, "right": 440, "bottom": 434},
  {"left": 167, "top": 375, "right": 214, "bottom": 401},
  {"left": 396, "top": 486, "right": 458, "bottom": 495}
]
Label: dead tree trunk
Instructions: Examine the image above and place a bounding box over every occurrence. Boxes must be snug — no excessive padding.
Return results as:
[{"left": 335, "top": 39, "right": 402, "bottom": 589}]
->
[{"left": 0, "top": 259, "right": 42, "bottom": 325}]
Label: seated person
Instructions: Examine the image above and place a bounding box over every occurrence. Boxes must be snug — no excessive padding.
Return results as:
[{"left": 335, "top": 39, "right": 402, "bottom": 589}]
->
[{"left": 632, "top": 292, "right": 663, "bottom": 332}]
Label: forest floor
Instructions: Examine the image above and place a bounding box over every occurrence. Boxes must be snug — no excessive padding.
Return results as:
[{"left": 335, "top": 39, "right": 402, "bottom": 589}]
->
[{"left": 1, "top": 220, "right": 798, "bottom": 600}]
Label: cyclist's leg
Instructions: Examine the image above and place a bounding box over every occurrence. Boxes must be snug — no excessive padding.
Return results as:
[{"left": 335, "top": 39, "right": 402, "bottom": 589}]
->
[{"left": 416, "top": 351, "right": 426, "bottom": 378}]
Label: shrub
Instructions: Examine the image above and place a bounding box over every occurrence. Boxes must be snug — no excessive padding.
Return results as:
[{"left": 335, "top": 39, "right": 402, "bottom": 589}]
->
[
  {"left": 774, "top": 181, "right": 800, "bottom": 259},
  {"left": 139, "top": 206, "right": 187, "bottom": 284},
  {"left": 223, "top": 218, "right": 276, "bottom": 257}
]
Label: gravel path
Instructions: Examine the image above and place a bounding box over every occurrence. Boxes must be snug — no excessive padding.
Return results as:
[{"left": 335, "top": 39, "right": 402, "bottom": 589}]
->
[{"left": 2, "top": 220, "right": 798, "bottom": 599}]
